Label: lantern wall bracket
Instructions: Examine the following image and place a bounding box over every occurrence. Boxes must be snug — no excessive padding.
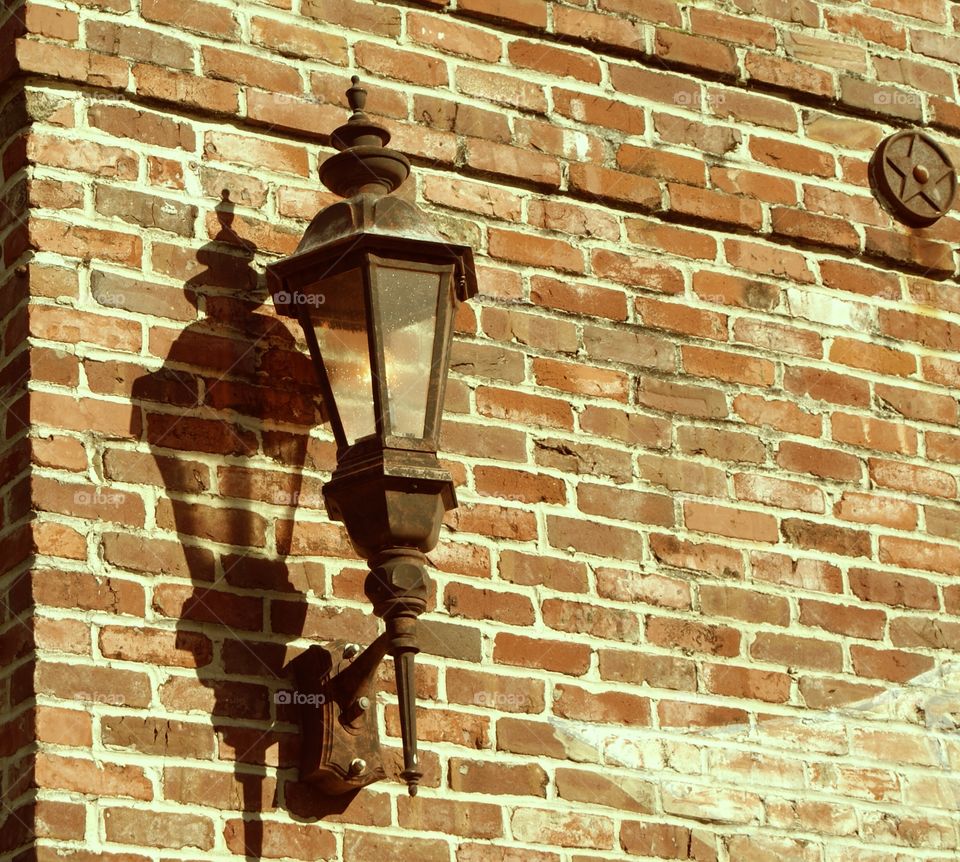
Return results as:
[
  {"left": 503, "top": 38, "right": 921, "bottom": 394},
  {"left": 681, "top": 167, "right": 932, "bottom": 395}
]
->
[{"left": 289, "top": 637, "right": 390, "bottom": 796}]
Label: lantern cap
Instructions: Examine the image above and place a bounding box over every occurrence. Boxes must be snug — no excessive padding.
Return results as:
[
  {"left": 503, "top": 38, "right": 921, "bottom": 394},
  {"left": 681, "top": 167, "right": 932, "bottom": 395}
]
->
[
  {"left": 322, "top": 76, "right": 410, "bottom": 197},
  {"left": 297, "top": 193, "right": 446, "bottom": 255},
  {"left": 266, "top": 191, "right": 479, "bottom": 317}
]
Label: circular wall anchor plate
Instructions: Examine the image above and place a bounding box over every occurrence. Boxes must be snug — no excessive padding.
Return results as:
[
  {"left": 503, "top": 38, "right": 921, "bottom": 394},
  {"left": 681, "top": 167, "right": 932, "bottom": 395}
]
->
[{"left": 869, "top": 130, "right": 957, "bottom": 228}]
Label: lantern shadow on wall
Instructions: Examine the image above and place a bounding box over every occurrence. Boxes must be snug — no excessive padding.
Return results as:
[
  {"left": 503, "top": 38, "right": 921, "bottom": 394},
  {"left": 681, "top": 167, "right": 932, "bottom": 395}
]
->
[{"left": 130, "top": 198, "right": 330, "bottom": 855}]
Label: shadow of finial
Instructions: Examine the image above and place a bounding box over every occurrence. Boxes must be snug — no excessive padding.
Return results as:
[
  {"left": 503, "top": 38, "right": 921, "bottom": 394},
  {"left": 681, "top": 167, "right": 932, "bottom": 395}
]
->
[{"left": 213, "top": 190, "right": 255, "bottom": 258}]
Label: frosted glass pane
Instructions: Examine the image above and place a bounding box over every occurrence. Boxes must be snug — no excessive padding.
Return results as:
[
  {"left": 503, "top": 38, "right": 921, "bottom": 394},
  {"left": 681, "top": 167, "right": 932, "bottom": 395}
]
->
[
  {"left": 377, "top": 266, "right": 441, "bottom": 438},
  {"left": 308, "top": 268, "right": 375, "bottom": 444}
]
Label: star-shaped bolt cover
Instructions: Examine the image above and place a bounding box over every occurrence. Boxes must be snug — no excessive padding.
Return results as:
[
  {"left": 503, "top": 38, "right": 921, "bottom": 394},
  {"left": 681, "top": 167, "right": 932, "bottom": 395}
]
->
[{"left": 869, "top": 130, "right": 957, "bottom": 228}]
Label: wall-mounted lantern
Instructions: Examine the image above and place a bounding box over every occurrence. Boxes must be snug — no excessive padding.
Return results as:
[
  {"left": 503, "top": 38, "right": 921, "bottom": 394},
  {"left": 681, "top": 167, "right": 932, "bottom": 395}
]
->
[{"left": 266, "top": 77, "right": 477, "bottom": 796}]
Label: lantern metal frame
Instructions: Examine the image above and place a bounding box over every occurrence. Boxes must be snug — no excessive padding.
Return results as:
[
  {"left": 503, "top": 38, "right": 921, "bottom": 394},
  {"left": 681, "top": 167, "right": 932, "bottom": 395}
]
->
[{"left": 266, "top": 76, "right": 477, "bottom": 798}]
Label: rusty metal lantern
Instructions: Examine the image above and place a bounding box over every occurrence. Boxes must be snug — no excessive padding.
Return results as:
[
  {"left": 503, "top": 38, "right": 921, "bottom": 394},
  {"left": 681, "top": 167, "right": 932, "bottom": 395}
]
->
[{"left": 266, "top": 76, "right": 477, "bottom": 796}]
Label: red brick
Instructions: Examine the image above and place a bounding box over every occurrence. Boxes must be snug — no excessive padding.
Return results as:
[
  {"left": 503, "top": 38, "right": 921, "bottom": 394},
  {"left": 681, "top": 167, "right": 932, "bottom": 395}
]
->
[
  {"left": 303, "top": 0, "right": 400, "bottom": 35},
  {"left": 700, "top": 584, "right": 790, "bottom": 626},
  {"left": 879, "top": 535, "right": 960, "bottom": 575},
  {"left": 830, "top": 338, "right": 916, "bottom": 377},
  {"left": 865, "top": 227, "right": 954, "bottom": 277},
  {"left": 799, "top": 676, "right": 885, "bottom": 709},
  {"left": 16, "top": 38, "right": 128, "bottom": 88},
  {"left": 771, "top": 207, "right": 860, "bottom": 252},
  {"left": 580, "top": 405, "right": 672, "bottom": 449},
  {"left": 703, "top": 664, "right": 791, "bottom": 703},
  {"left": 647, "top": 617, "right": 740, "bottom": 657},
  {"left": 636, "top": 453, "right": 726, "bottom": 496},
  {"left": 547, "top": 515, "right": 644, "bottom": 560},
  {"left": 782, "top": 518, "right": 871, "bottom": 558},
  {"left": 655, "top": 28, "right": 737, "bottom": 76},
  {"left": 875, "top": 383, "right": 957, "bottom": 426},
  {"left": 449, "top": 759, "right": 548, "bottom": 798},
  {"left": 927, "top": 431, "right": 960, "bottom": 464},
  {"left": 656, "top": 112, "right": 748, "bottom": 156},
  {"left": 464, "top": 137, "right": 563, "bottom": 189},
  {"left": 799, "top": 599, "right": 886, "bottom": 640},
  {"left": 752, "top": 552, "right": 842, "bottom": 594},
  {"left": 446, "top": 668, "right": 545, "bottom": 715},
  {"left": 825, "top": 9, "right": 906, "bottom": 48},
  {"left": 890, "top": 616, "right": 960, "bottom": 652},
  {"left": 555, "top": 767, "right": 654, "bottom": 814},
  {"left": 835, "top": 492, "right": 917, "bottom": 530},
  {"left": 785, "top": 367, "right": 871, "bottom": 408},
  {"left": 684, "top": 501, "right": 778, "bottom": 543},
  {"left": 444, "top": 583, "right": 534, "bottom": 626},
  {"left": 669, "top": 184, "right": 762, "bottom": 230},
  {"left": 599, "top": 649, "right": 696, "bottom": 691},
  {"left": 851, "top": 645, "right": 934, "bottom": 683},
  {"left": 508, "top": 39, "right": 599, "bottom": 84},
  {"left": 658, "top": 700, "right": 748, "bottom": 728},
  {"left": 870, "top": 457, "right": 956, "bottom": 499},
  {"left": 626, "top": 217, "right": 718, "bottom": 261},
  {"left": 24, "top": 4, "right": 80, "bottom": 41},
  {"left": 553, "top": 6, "right": 643, "bottom": 55},
  {"left": 85, "top": 20, "right": 192, "bottom": 69},
  {"left": 250, "top": 15, "right": 348, "bottom": 62},
  {"left": 569, "top": 162, "right": 660, "bottom": 211},
  {"left": 447, "top": 502, "right": 537, "bottom": 542},
  {"left": 494, "top": 633, "right": 591, "bottom": 675},
  {"left": 596, "top": 568, "right": 690, "bottom": 610},
  {"left": 578, "top": 484, "right": 673, "bottom": 527},
  {"left": 533, "top": 357, "right": 628, "bottom": 401},
  {"left": 104, "top": 808, "right": 214, "bottom": 850},
  {"left": 745, "top": 51, "right": 835, "bottom": 98},
  {"left": 457, "top": 0, "right": 547, "bottom": 31},
  {"left": 141, "top": 0, "right": 237, "bottom": 38},
  {"left": 553, "top": 88, "right": 645, "bottom": 136},
  {"left": 636, "top": 376, "right": 728, "bottom": 419},
  {"left": 831, "top": 413, "right": 918, "bottom": 455},
  {"left": 694, "top": 271, "right": 779, "bottom": 312},
  {"left": 201, "top": 45, "right": 300, "bottom": 92},
  {"left": 204, "top": 130, "right": 308, "bottom": 177},
  {"left": 225, "top": 819, "right": 335, "bottom": 859},
  {"left": 751, "top": 632, "right": 842, "bottom": 671},
  {"left": 677, "top": 426, "right": 766, "bottom": 464},
  {"left": 593, "top": 253, "right": 684, "bottom": 296},
  {"left": 776, "top": 441, "right": 861, "bottom": 481},
  {"left": 457, "top": 66, "right": 544, "bottom": 113},
  {"left": 554, "top": 684, "right": 651, "bottom": 727},
  {"left": 620, "top": 822, "right": 693, "bottom": 859},
  {"left": 849, "top": 567, "right": 938, "bottom": 610},
  {"left": 474, "top": 465, "right": 565, "bottom": 505},
  {"left": 134, "top": 63, "right": 240, "bottom": 114},
  {"left": 725, "top": 238, "right": 815, "bottom": 283},
  {"left": 36, "top": 754, "right": 151, "bottom": 800},
  {"left": 543, "top": 598, "right": 640, "bottom": 643},
  {"left": 682, "top": 345, "right": 774, "bottom": 386}
]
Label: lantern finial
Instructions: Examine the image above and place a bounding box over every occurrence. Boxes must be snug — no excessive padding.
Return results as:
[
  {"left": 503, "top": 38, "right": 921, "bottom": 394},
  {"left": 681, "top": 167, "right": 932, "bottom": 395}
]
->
[
  {"left": 322, "top": 74, "right": 410, "bottom": 197},
  {"left": 346, "top": 75, "right": 367, "bottom": 115}
]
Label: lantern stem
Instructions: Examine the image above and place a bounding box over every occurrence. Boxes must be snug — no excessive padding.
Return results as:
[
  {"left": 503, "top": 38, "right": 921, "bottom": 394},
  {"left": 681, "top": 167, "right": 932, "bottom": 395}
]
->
[{"left": 365, "top": 549, "right": 429, "bottom": 797}]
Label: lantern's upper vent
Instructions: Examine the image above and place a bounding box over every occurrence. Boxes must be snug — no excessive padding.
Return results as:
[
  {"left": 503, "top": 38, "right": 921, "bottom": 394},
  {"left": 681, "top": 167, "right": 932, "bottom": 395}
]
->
[{"left": 321, "top": 76, "right": 411, "bottom": 198}]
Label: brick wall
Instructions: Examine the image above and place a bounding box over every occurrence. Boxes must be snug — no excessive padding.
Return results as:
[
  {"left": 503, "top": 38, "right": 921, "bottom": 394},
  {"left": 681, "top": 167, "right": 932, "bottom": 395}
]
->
[{"left": 3, "top": 0, "right": 960, "bottom": 858}]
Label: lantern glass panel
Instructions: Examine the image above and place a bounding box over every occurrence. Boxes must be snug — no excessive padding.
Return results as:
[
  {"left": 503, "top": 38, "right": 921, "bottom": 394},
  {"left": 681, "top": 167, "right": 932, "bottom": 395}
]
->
[
  {"left": 307, "top": 267, "right": 375, "bottom": 445},
  {"left": 374, "top": 262, "right": 448, "bottom": 438}
]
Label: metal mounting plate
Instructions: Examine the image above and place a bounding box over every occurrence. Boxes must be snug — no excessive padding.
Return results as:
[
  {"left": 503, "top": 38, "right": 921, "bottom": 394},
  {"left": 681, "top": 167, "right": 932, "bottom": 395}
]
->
[
  {"left": 869, "top": 130, "right": 957, "bottom": 227},
  {"left": 290, "top": 640, "right": 387, "bottom": 795}
]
